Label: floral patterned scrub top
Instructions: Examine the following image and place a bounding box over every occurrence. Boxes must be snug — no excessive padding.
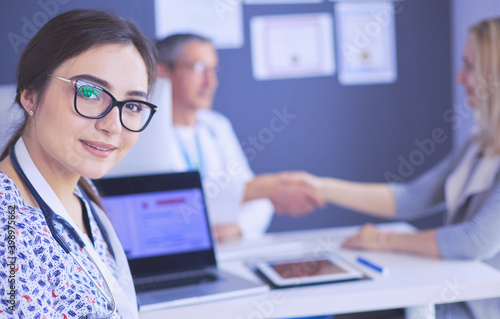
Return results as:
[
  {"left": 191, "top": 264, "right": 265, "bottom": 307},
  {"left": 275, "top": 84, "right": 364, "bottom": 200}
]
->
[{"left": 0, "top": 173, "right": 121, "bottom": 318}]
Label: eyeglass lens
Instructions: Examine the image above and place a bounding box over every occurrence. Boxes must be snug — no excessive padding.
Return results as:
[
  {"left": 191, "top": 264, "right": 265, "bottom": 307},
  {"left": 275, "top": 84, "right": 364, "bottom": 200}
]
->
[{"left": 76, "top": 85, "right": 152, "bottom": 132}]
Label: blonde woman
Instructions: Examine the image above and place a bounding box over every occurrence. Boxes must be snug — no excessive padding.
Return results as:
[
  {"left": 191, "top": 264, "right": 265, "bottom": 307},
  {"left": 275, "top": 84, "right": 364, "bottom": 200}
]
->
[{"left": 299, "top": 18, "right": 500, "bottom": 319}]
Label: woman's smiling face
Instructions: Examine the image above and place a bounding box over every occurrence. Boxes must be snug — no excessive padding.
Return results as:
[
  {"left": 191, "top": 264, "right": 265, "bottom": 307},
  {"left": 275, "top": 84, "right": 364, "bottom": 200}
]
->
[
  {"left": 456, "top": 36, "right": 477, "bottom": 108},
  {"left": 22, "top": 43, "right": 149, "bottom": 180}
]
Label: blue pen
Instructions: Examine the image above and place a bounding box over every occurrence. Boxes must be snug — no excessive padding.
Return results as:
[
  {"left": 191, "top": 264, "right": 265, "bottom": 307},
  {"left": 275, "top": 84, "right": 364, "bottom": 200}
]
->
[{"left": 356, "top": 256, "right": 388, "bottom": 275}]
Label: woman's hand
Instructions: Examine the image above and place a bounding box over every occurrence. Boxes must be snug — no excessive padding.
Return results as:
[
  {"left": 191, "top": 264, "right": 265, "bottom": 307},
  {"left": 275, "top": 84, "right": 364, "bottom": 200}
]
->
[{"left": 342, "top": 223, "right": 390, "bottom": 251}]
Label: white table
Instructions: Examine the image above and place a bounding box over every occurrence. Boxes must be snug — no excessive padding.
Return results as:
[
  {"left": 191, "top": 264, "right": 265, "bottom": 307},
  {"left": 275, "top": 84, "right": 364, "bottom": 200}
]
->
[{"left": 139, "top": 223, "right": 500, "bottom": 319}]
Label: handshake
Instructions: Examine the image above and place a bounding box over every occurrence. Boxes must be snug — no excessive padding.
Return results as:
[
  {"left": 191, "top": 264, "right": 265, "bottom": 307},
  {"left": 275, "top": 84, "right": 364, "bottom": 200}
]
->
[
  {"left": 214, "top": 172, "right": 327, "bottom": 242},
  {"left": 250, "top": 171, "right": 328, "bottom": 216}
]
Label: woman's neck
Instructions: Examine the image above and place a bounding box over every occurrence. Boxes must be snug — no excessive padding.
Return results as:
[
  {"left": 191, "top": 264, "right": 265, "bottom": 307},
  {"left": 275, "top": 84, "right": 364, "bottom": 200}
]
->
[
  {"left": 23, "top": 138, "right": 80, "bottom": 200},
  {"left": 16, "top": 136, "right": 83, "bottom": 228}
]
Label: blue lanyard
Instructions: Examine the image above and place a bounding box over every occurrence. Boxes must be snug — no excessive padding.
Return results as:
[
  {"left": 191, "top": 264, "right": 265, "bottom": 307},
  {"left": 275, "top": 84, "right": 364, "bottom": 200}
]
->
[{"left": 174, "top": 126, "right": 205, "bottom": 176}]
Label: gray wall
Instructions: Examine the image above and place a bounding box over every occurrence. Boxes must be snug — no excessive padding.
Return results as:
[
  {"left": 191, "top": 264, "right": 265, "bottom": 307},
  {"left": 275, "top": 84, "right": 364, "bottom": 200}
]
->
[
  {"left": 0, "top": 1, "right": 155, "bottom": 84},
  {"left": 0, "top": 0, "right": 453, "bottom": 232}
]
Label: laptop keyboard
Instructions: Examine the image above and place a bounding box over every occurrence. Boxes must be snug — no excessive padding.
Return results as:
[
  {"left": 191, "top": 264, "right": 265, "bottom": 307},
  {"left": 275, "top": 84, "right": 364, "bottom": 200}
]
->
[{"left": 135, "top": 272, "right": 218, "bottom": 293}]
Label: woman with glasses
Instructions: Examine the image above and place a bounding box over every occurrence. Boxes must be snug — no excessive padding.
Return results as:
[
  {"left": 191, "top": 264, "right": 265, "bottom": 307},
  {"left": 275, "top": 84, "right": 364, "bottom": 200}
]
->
[{"left": 0, "top": 9, "right": 157, "bottom": 318}]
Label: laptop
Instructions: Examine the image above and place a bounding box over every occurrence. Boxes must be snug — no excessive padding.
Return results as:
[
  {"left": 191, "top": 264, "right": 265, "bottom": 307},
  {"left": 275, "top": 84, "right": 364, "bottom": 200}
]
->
[{"left": 92, "top": 171, "right": 268, "bottom": 312}]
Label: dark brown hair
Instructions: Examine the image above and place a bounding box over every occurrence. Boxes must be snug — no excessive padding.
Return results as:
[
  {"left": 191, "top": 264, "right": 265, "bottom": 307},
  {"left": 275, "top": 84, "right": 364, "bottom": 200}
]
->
[{"left": 1, "top": 9, "right": 157, "bottom": 206}]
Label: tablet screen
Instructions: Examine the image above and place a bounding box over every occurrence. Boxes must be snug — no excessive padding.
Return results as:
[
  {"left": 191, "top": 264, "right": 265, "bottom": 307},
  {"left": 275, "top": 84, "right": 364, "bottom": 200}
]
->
[
  {"left": 256, "top": 255, "right": 364, "bottom": 288},
  {"left": 271, "top": 259, "right": 346, "bottom": 279}
]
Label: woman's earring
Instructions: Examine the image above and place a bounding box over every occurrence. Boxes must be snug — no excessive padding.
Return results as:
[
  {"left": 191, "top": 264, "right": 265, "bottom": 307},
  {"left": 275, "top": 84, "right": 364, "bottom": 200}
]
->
[{"left": 28, "top": 110, "right": 34, "bottom": 116}]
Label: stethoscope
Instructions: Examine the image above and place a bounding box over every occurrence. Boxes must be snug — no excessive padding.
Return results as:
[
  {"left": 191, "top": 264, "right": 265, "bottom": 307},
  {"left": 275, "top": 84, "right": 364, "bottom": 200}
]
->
[{"left": 9, "top": 145, "right": 117, "bottom": 319}]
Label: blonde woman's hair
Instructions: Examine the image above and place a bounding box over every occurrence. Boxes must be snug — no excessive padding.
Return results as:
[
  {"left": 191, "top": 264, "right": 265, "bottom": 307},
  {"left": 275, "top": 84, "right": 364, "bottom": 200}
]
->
[{"left": 470, "top": 18, "right": 500, "bottom": 154}]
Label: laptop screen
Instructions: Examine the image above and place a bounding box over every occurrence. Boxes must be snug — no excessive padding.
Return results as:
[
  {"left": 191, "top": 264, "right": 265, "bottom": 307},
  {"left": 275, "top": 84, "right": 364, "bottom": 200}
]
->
[
  {"left": 101, "top": 187, "right": 211, "bottom": 259},
  {"left": 93, "top": 171, "right": 217, "bottom": 277}
]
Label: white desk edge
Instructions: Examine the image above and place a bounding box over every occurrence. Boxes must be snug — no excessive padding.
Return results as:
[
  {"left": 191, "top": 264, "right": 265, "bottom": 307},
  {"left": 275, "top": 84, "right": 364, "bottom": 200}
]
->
[{"left": 139, "top": 222, "right": 500, "bottom": 319}]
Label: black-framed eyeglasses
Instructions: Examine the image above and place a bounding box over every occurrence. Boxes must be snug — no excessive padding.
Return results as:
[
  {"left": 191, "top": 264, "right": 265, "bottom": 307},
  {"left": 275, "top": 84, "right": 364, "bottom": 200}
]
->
[{"left": 49, "top": 74, "right": 157, "bottom": 132}]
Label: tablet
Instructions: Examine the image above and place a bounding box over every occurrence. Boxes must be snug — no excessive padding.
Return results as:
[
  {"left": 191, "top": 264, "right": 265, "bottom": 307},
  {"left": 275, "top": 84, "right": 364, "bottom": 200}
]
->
[{"left": 255, "top": 255, "right": 363, "bottom": 288}]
